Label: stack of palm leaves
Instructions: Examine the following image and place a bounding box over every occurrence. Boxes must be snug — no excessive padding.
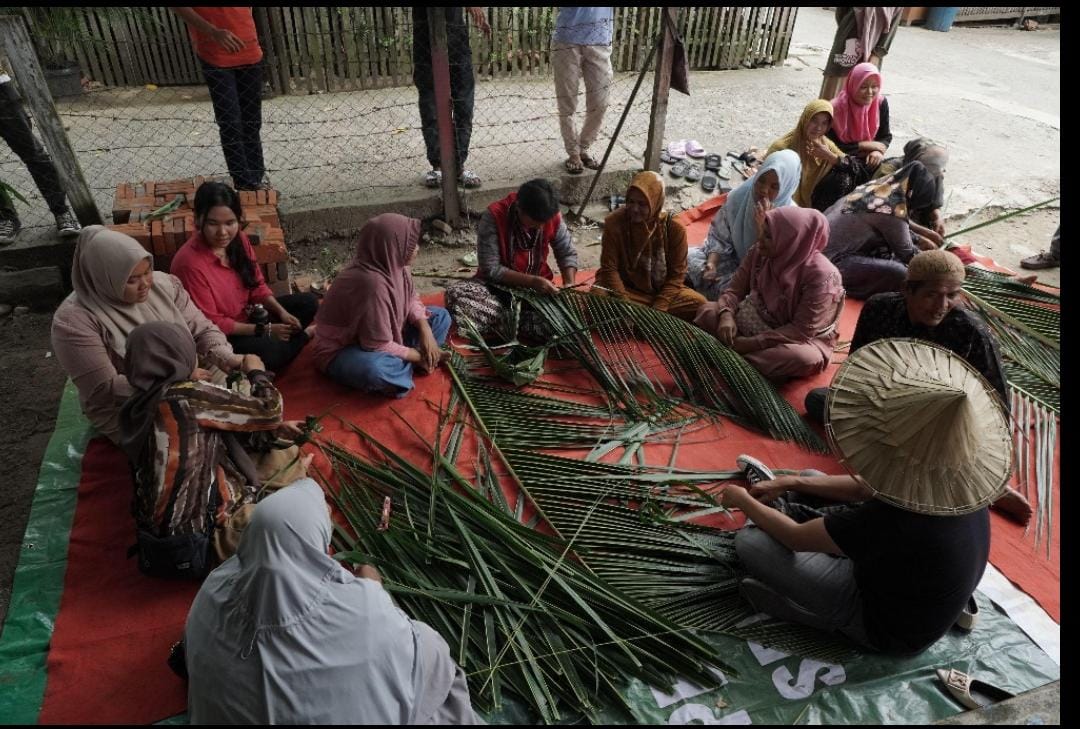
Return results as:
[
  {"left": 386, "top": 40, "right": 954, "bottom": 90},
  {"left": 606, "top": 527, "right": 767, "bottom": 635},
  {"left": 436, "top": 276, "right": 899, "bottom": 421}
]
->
[
  {"left": 960, "top": 266, "right": 1059, "bottom": 556},
  {"left": 318, "top": 419, "right": 735, "bottom": 723},
  {"left": 500, "top": 285, "right": 825, "bottom": 453}
]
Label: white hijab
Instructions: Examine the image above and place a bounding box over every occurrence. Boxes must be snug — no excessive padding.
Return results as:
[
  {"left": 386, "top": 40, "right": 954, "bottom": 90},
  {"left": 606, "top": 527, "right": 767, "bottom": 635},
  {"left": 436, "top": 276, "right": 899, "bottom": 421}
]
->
[{"left": 184, "top": 479, "right": 458, "bottom": 724}]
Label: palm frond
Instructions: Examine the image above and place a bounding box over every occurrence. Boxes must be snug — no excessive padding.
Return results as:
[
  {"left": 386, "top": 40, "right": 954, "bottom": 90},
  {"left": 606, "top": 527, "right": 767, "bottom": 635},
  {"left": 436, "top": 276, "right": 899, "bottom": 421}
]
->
[{"left": 504, "top": 286, "right": 826, "bottom": 453}]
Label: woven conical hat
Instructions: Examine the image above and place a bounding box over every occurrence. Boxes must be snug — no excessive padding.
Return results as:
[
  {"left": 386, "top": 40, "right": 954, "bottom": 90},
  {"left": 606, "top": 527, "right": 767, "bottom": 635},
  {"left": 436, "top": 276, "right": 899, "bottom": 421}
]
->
[{"left": 825, "top": 338, "right": 1011, "bottom": 515}]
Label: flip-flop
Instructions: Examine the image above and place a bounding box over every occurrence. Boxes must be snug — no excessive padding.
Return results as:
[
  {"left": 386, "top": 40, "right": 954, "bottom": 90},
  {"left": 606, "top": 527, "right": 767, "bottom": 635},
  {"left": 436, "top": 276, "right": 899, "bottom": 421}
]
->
[
  {"left": 660, "top": 150, "right": 677, "bottom": 165},
  {"left": 670, "top": 160, "right": 690, "bottom": 178},
  {"left": 684, "top": 163, "right": 703, "bottom": 182},
  {"left": 704, "top": 153, "right": 723, "bottom": 171},
  {"left": 580, "top": 152, "right": 602, "bottom": 170},
  {"left": 936, "top": 669, "right": 1015, "bottom": 711},
  {"left": 701, "top": 172, "right": 718, "bottom": 192},
  {"left": 685, "top": 140, "right": 706, "bottom": 158},
  {"left": 565, "top": 157, "right": 584, "bottom": 175},
  {"left": 666, "top": 139, "right": 688, "bottom": 159}
]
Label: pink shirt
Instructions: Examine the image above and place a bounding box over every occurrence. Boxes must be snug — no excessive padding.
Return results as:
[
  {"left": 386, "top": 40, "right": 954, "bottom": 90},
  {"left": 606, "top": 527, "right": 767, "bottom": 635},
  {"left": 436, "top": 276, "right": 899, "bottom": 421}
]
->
[{"left": 170, "top": 232, "right": 274, "bottom": 335}]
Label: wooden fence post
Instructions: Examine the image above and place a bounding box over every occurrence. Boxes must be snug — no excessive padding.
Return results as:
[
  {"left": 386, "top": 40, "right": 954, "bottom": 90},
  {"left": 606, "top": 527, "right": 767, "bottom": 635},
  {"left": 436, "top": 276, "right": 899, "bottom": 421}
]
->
[
  {"left": 428, "top": 8, "right": 462, "bottom": 226},
  {"left": 254, "top": 7, "right": 285, "bottom": 95},
  {"left": 0, "top": 15, "right": 103, "bottom": 226},
  {"left": 643, "top": 7, "right": 676, "bottom": 172}
]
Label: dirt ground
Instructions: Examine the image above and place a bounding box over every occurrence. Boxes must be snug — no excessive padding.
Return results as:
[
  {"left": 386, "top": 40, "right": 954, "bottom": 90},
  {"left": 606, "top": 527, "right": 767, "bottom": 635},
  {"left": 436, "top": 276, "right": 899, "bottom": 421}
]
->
[{"left": 0, "top": 202, "right": 1061, "bottom": 626}]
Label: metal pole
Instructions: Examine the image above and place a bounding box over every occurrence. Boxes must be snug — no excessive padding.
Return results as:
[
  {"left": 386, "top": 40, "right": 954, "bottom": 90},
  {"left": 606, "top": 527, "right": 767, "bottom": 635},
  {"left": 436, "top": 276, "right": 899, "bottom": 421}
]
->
[
  {"left": 643, "top": 7, "right": 676, "bottom": 172},
  {"left": 0, "top": 15, "right": 103, "bottom": 226},
  {"left": 428, "top": 8, "right": 461, "bottom": 226}
]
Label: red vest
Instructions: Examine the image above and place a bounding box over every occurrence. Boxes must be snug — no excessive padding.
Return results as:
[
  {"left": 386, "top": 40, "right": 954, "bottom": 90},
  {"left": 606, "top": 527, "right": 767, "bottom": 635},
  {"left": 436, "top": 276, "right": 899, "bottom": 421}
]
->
[{"left": 488, "top": 192, "right": 561, "bottom": 281}]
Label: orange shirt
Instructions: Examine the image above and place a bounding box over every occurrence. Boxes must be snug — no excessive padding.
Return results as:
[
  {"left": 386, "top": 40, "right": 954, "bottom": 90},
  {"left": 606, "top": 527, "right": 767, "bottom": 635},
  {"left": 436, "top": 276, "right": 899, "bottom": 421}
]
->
[{"left": 187, "top": 7, "right": 263, "bottom": 68}]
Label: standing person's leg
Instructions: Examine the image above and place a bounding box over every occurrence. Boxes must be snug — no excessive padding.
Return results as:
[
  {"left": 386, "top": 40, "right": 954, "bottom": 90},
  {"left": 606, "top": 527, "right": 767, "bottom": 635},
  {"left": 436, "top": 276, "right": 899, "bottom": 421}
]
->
[
  {"left": 448, "top": 21, "right": 477, "bottom": 185},
  {"left": 551, "top": 41, "right": 584, "bottom": 169},
  {"left": 820, "top": 7, "right": 857, "bottom": 100},
  {"left": 0, "top": 81, "right": 79, "bottom": 236},
  {"left": 233, "top": 63, "right": 266, "bottom": 188},
  {"left": 201, "top": 63, "right": 248, "bottom": 188},
  {"left": 412, "top": 14, "right": 442, "bottom": 185},
  {"left": 324, "top": 345, "right": 417, "bottom": 397},
  {"left": 577, "top": 43, "right": 614, "bottom": 168}
]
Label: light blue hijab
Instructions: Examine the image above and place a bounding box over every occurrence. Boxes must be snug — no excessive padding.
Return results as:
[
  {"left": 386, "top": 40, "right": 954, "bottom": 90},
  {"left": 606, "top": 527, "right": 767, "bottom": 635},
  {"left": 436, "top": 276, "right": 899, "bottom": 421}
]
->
[
  {"left": 723, "top": 149, "right": 802, "bottom": 259},
  {"left": 184, "top": 479, "right": 477, "bottom": 724}
]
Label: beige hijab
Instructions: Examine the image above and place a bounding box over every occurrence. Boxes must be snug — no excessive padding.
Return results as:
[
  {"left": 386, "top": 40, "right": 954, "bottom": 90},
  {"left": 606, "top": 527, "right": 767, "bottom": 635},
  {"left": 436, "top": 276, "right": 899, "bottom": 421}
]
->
[
  {"left": 70, "top": 225, "right": 187, "bottom": 357},
  {"left": 767, "top": 99, "right": 844, "bottom": 207}
]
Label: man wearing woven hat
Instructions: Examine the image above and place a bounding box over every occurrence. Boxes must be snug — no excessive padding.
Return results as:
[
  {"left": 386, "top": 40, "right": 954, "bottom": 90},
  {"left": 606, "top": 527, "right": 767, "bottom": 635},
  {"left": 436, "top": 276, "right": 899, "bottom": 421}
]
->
[
  {"left": 721, "top": 339, "right": 1011, "bottom": 655},
  {"left": 804, "top": 249, "right": 1031, "bottom": 523}
]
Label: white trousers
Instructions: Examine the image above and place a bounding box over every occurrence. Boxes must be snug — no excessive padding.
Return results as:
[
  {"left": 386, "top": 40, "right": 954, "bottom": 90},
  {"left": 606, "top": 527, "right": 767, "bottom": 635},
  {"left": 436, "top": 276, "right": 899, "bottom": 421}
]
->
[{"left": 552, "top": 42, "right": 614, "bottom": 157}]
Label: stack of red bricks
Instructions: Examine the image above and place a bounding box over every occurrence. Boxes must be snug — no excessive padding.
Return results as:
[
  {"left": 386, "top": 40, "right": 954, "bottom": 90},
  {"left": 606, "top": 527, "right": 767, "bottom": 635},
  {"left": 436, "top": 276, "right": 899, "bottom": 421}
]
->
[{"left": 109, "top": 177, "right": 291, "bottom": 295}]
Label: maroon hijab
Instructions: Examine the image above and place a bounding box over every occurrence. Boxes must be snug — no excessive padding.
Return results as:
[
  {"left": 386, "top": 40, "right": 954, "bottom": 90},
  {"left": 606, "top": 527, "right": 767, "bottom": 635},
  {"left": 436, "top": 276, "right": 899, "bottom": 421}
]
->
[{"left": 316, "top": 214, "right": 421, "bottom": 350}]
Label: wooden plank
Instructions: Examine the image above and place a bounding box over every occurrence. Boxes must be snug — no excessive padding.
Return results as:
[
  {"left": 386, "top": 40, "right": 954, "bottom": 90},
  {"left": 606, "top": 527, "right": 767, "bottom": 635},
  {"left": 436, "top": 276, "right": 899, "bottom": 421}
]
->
[
  {"left": 780, "top": 7, "right": 799, "bottom": 62},
  {"left": 706, "top": 6, "right": 723, "bottom": 68},
  {"left": 686, "top": 7, "right": 702, "bottom": 68},
  {"left": 340, "top": 7, "right": 358, "bottom": 91},
  {"left": 87, "top": 9, "right": 120, "bottom": 86},
  {"left": 150, "top": 8, "right": 181, "bottom": 85},
  {"left": 163, "top": 8, "right": 198, "bottom": 84},
  {"left": 71, "top": 9, "right": 104, "bottom": 87},
  {"left": 297, "top": 7, "right": 316, "bottom": 93},
  {"left": 125, "top": 10, "right": 154, "bottom": 85}
]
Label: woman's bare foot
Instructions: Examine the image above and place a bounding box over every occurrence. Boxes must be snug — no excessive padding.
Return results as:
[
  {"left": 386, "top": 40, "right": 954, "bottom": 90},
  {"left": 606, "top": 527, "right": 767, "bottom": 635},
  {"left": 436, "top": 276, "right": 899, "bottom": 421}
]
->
[
  {"left": 565, "top": 156, "right": 584, "bottom": 175},
  {"left": 991, "top": 487, "right": 1033, "bottom": 525}
]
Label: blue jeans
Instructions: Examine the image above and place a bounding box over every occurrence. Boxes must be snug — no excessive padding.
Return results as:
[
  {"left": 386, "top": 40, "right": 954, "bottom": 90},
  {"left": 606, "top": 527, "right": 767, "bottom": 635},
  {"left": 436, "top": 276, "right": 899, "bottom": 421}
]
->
[
  {"left": 325, "top": 307, "right": 451, "bottom": 397},
  {"left": 200, "top": 61, "right": 265, "bottom": 188}
]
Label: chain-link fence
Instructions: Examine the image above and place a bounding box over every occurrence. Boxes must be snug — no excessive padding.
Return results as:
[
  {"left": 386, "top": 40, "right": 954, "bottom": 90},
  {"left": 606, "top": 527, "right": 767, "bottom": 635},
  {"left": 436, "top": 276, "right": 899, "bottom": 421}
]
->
[{"left": 0, "top": 7, "right": 797, "bottom": 244}]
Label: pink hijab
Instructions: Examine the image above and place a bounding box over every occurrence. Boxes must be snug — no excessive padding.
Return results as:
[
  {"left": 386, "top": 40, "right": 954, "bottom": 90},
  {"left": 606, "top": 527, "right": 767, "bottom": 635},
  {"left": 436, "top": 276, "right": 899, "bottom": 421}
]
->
[
  {"left": 315, "top": 214, "right": 420, "bottom": 355},
  {"left": 755, "top": 207, "right": 838, "bottom": 323},
  {"left": 830, "top": 62, "right": 883, "bottom": 144}
]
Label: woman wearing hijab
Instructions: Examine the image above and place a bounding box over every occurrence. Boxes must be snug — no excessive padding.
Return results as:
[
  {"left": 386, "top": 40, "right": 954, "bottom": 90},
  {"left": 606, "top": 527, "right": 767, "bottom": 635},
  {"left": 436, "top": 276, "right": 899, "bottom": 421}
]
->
[
  {"left": 595, "top": 171, "right": 706, "bottom": 320},
  {"left": 686, "top": 150, "right": 801, "bottom": 300},
  {"left": 813, "top": 63, "right": 893, "bottom": 212},
  {"left": 51, "top": 226, "right": 263, "bottom": 445},
  {"left": 820, "top": 8, "right": 903, "bottom": 99},
  {"left": 823, "top": 161, "right": 943, "bottom": 299},
  {"left": 694, "top": 207, "right": 844, "bottom": 382},
  {"left": 120, "top": 322, "right": 297, "bottom": 576},
  {"left": 766, "top": 99, "right": 878, "bottom": 213},
  {"left": 312, "top": 214, "right": 451, "bottom": 397},
  {"left": 184, "top": 479, "right": 480, "bottom": 724}
]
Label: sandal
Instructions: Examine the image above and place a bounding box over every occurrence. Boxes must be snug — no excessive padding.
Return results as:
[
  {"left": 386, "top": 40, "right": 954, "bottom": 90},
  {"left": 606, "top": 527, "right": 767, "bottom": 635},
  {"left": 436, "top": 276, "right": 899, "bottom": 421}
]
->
[
  {"left": 954, "top": 595, "right": 979, "bottom": 633},
  {"left": 565, "top": 157, "right": 584, "bottom": 175},
  {"left": 459, "top": 170, "right": 482, "bottom": 189},
  {"left": 684, "top": 163, "right": 703, "bottom": 182},
  {"left": 936, "top": 669, "right": 1015, "bottom": 710},
  {"left": 424, "top": 169, "right": 442, "bottom": 188},
  {"left": 666, "top": 139, "right": 687, "bottom": 159},
  {"left": 670, "top": 160, "right": 690, "bottom": 178},
  {"left": 685, "top": 139, "right": 706, "bottom": 159},
  {"left": 704, "top": 153, "right": 723, "bottom": 172},
  {"left": 660, "top": 150, "right": 677, "bottom": 165},
  {"left": 580, "top": 152, "right": 602, "bottom": 170},
  {"left": 701, "top": 171, "right": 718, "bottom": 193}
]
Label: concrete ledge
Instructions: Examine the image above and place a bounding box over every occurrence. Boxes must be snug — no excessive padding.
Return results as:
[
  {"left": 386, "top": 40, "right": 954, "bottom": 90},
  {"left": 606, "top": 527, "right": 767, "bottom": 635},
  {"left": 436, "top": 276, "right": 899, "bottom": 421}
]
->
[
  {"left": 280, "top": 165, "right": 641, "bottom": 242},
  {"left": 0, "top": 265, "right": 66, "bottom": 307}
]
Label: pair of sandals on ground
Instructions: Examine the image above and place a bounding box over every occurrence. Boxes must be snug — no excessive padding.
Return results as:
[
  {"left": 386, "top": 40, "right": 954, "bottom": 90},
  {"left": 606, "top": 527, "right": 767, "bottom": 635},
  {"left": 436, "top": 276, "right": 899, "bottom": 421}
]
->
[
  {"left": 424, "top": 168, "right": 482, "bottom": 189},
  {"left": 564, "top": 151, "right": 603, "bottom": 175}
]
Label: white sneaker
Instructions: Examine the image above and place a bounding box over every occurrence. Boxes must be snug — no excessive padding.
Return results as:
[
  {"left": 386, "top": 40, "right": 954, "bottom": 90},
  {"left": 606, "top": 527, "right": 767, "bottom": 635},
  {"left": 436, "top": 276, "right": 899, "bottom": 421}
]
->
[
  {"left": 736, "top": 454, "right": 776, "bottom": 485},
  {"left": 0, "top": 218, "right": 20, "bottom": 246},
  {"left": 55, "top": 209, "right": 81, "bottom": 238}
]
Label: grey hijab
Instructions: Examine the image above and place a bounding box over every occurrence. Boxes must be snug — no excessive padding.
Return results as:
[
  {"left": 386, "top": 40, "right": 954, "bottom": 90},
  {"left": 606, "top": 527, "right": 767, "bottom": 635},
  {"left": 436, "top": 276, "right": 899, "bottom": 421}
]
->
[{"left": 184, "top": 479, "right": 477, "bottom": 725}]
